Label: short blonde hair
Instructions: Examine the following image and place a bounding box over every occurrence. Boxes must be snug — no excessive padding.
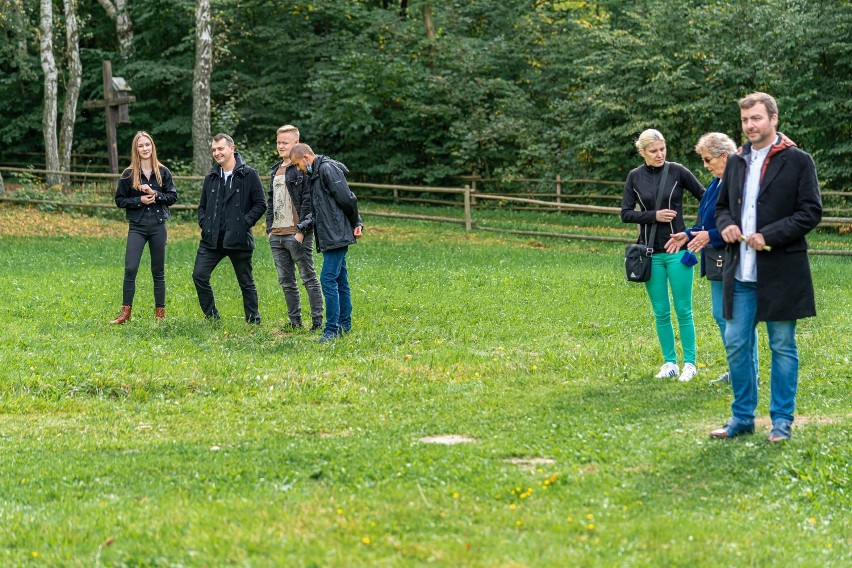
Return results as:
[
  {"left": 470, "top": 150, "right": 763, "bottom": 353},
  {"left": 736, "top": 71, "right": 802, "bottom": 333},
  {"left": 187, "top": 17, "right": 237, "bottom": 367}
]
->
[
  {"left": 635, "top": 129, "right": 665, "bottom": 153},
  {"left": 277, "top": 124, "right": 300, "bottom": 139}
]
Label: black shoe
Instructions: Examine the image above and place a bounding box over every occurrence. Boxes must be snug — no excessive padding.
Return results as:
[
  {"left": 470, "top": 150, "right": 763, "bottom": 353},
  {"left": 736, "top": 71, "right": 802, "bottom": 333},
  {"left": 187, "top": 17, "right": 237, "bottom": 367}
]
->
[{"left": 310, "top": 322, "right": 323, "bottom": 333}]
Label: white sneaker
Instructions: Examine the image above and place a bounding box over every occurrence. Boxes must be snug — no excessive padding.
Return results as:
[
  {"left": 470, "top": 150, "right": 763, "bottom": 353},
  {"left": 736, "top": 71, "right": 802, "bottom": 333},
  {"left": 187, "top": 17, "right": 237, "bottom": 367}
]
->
[
  {"left": 655, "top": 362, "right": 679, "bottom": 378},
  {"left": 678, "top": 363, "right": 697, "bottom": 382}
]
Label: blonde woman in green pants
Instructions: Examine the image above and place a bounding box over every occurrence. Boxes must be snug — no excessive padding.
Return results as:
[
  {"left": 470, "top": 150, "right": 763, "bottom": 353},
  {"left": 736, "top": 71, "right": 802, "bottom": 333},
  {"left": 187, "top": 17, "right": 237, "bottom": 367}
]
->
[{"left": 621, "top": 129, "right": 705, "bottom": 381}]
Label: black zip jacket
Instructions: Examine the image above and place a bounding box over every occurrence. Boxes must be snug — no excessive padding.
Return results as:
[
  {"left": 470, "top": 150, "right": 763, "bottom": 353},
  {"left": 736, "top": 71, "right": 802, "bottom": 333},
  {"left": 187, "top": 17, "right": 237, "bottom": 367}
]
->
[
  {"left": 265, "top": 160, "right": 313, "bottom": 234},
  {"left": 621, "top": 161, "right": 705, "bottom": 252},
  {"left": 114, "top": 165, "right": 178, "bottom": 224},
  {"left": 302, "top": 155, "right": 362, "bottom": 253},
  {"left": 197, "top": 152, "right": 267, "bottom": 250}
]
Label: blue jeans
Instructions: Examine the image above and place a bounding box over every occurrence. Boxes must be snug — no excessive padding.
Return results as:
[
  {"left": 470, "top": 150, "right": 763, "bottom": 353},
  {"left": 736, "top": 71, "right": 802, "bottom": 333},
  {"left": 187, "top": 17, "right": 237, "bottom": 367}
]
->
[
  {"left": 710, "top": 280, "right": 758, "bottom": 378},
  {"left": 320, "top": 247, "right": 351, "bottom": 335},
  {"left": 724, "top": 280, "right": 798, "bottom": 423}
]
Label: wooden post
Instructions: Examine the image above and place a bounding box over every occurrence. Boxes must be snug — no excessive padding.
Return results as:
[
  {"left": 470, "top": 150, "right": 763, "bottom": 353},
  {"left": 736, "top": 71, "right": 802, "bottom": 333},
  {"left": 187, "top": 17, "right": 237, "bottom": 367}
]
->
[
  {"left": 464, "top": 184, "right": 472, "bottom": 231},
  {"left": 556, "top": 174, "right": 562, "bottom": 206},
  {"left": 103, "top": 61, "right": 119, "bottom": 174},
  {"left": 470, "top": 174, "right": 478, "bottom": 206},
  {"left": 82, "top": 60, "right": 136, "bottom": 174}
]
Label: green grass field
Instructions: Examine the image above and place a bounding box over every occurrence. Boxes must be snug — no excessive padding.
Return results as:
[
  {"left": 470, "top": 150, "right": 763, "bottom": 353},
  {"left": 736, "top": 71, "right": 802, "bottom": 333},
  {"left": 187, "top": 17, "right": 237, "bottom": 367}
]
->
[{"left": 1, "top": 204, "right": 850, "bottom": 566}]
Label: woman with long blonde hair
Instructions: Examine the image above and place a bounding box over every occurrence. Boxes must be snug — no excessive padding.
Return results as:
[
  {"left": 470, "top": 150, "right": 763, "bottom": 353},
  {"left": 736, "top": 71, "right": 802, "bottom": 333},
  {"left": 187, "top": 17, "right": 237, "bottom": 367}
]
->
[{"left": 110, "top": 131, "right": 178, "bottom": 324}]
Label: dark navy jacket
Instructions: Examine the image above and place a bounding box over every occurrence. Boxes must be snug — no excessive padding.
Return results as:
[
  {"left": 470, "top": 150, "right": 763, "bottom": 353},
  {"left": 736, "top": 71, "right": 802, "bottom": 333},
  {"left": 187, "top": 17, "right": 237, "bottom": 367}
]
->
[
  {"left": 303, "top": 155, "right": 362, "bottom": 253},
  {"left": 685, "top": 177, "right": 726, "bottom": 277}
]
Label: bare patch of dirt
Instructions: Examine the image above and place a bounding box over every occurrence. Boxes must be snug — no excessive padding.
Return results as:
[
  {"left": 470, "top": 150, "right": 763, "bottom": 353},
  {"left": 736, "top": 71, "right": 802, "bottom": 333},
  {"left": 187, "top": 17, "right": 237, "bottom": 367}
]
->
[{"left": 418, "top": 434, "right": 476, "bottom": 445}]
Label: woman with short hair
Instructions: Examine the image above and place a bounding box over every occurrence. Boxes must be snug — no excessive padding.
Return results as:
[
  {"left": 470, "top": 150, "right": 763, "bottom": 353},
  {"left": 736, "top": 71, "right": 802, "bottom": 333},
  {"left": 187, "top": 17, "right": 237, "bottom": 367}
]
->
[
  {"left": 110, "top": 131, "right": 178, "bottom": 324},
  {"left": 621, "top": 129, "right": 705, "bottom": 381},
  {"left": 667, "top": 132, "right": 758, "bottom": 384}
]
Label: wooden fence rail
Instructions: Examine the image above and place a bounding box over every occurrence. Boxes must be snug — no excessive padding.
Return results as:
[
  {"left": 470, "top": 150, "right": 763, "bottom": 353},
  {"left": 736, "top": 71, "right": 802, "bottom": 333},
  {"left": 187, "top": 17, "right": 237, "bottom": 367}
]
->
[{"left": 1, "top": 167, "right": 850, "bottom": 255}]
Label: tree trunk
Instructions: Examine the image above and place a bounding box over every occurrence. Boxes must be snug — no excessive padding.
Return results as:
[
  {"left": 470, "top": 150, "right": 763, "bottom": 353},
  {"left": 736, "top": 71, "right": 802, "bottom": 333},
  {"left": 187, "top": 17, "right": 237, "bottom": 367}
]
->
[
  {"left": 192, "top": 0, "right": 212, "bottom": 176},
  {"left": 39, "top": 0, "right": 60, "bottom": 188},
  {"left": 422, "top": 3, "right": 435, "bottom": 41},
  {"left": 97, "top": 0, "right": 134, "bottom": 58},
  {"left": 59, "top": 0, "right": 83, "bottom": 191}
]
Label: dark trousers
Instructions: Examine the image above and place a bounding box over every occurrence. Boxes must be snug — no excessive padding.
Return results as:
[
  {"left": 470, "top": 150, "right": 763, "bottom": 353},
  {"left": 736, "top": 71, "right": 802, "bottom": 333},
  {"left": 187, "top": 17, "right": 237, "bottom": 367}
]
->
[
  {"left": 122, "top": 218, "right": 167, "bottom": 307},
  {"left": 192, "top": 245, "right": 261, "bottom": 323}
]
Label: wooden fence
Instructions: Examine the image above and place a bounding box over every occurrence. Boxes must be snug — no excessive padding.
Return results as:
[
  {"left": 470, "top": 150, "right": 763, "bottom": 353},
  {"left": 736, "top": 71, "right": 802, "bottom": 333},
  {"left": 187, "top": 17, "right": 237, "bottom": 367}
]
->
[{"left": 1, "top": 166, "right": 850, "bottom": 255}]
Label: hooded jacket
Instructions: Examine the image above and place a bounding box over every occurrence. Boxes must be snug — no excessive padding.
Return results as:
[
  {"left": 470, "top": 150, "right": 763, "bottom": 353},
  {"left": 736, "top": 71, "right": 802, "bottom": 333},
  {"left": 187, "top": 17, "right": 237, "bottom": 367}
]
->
[
  {"left": 197, "top": 152, "right": 267, "bottom": 250},
  {"left": 303, "top": 155, "right": 362, "bottom": 253},
  {"left": 715, "top": 133, "right": 822, "bottom": 321}
]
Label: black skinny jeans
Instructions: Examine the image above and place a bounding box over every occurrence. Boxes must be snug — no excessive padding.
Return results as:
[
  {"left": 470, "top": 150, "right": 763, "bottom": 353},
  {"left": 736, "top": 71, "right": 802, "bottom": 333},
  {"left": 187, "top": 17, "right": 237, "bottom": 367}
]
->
[{"left": 122, "top": 211, "right": 167, "bottom": 307}]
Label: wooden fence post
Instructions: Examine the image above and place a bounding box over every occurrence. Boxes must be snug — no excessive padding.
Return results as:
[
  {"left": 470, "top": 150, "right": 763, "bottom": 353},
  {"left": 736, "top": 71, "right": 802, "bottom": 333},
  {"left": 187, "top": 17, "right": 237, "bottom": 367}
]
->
[
  {"left": 464, "top": 184, "right": 472, "bottom": 230},
  {"left": 556, "top": 175, "right": 562, "bottom": 206},
  {"left": 470, "top": 174, "right": 478, "bottom": 206}
]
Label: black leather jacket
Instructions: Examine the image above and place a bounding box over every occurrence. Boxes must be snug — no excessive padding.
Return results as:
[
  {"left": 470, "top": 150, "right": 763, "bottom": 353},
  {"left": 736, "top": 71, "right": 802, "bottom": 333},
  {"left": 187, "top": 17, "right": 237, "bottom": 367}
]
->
[{"left": 114, "top": 165, "right": 178, "bottom": 224}]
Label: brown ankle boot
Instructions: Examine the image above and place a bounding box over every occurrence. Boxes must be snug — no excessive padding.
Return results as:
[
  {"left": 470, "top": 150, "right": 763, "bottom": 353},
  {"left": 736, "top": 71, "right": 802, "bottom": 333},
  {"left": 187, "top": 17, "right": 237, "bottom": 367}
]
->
[
  {"left": 155, "top": 307, "right": 165, "bottom": 321},
  {"left": 110, "top": 305, "right": 132, "bottom": 325}
]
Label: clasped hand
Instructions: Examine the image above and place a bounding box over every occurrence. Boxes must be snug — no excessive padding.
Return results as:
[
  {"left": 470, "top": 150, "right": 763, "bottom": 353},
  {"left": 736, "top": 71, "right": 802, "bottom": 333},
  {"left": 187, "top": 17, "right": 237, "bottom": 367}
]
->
[
  {"left": 139, "top": 184, "right": 156, "bottom": 205},
  {"left": 665, "top": 230, "right": 710, "bottom": 254}
]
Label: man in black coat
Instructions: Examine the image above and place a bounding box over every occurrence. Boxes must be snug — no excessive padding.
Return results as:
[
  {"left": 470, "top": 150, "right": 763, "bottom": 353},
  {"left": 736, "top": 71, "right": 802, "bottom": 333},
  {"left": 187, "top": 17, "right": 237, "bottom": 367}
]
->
[
  {"left": 711, "top": 92, "right": 822, "bottom": 442},
  {"left": 289, "top": 143, "right": 362, "bottom": 343},
  {"left": 192, "top": 133, "right": 268, "bottom": 323}
]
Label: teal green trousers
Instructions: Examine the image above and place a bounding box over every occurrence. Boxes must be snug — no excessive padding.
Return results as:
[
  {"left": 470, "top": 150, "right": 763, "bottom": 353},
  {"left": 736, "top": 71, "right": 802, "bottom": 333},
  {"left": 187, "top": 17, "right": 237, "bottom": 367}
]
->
[{"left": 644, "top": 251, "right": 696, "bottom": 365}]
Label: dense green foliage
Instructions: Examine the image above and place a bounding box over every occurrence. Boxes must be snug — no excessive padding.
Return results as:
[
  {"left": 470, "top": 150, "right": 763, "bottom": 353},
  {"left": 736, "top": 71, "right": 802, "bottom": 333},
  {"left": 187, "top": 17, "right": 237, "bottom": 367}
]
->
[
  {"left": 0, "top": 206, "right": 850, "bottom": 565},
  {"left": 1, "top": 0, "right": 850, "bottom": 189}
]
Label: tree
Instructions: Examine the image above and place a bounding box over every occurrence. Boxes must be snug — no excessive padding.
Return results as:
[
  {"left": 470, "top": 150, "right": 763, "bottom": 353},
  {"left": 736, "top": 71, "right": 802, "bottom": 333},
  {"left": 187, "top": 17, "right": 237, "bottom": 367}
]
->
[
  {"left": 96, "top": 0, "right": 134, "bottom": 58},
  {"left": 59, "top": 0, "right": 82, "bottom": 187},
  {"left": 191, "top": 0, "right": 212, "bottom": 176},
  {"left": 39, "top": 0, "right": 60, "bottom": 186}
]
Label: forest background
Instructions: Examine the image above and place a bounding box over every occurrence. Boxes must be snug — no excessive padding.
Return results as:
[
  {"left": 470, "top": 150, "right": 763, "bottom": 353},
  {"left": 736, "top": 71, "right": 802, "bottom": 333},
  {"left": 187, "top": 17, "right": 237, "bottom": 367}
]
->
[{"left": 0, "top": 0, "right": 850, "bottom": 191}]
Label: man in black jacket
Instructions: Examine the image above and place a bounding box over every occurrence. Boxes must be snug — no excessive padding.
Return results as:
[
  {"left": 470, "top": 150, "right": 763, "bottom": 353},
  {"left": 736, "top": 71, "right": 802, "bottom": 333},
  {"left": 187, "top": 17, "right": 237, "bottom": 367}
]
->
[
  {"left": 289, "top": 143, "right": 362, "bottom": 343},
  {"left": 711, "top": 93, "right": 822, "bottom": 442},
  {"left": 265, "top": 125, "right": 323, "bottom": 331},
  {"left": 192, "top": 133, "right": 268, "bottom": 323}
]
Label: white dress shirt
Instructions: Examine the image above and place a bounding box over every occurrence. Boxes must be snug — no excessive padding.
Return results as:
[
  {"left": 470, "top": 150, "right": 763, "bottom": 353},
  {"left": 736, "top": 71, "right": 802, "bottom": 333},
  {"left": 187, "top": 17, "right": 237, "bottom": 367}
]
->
[{"left": 736, "top": 143, "right": 772, "bottom": 282}]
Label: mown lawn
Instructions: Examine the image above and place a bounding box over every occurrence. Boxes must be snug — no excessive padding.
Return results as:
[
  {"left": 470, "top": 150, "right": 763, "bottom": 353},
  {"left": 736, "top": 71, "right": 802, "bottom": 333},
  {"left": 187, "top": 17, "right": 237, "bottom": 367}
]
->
[{"left": 0, "top": 204, "right": 849, "bottom": 566}]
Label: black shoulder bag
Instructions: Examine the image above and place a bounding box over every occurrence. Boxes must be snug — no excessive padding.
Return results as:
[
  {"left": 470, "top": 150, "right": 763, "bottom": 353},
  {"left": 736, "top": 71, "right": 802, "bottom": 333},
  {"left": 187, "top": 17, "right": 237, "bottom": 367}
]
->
[{"left": 625, "top": 162, "right": 670, "bottom": 283}]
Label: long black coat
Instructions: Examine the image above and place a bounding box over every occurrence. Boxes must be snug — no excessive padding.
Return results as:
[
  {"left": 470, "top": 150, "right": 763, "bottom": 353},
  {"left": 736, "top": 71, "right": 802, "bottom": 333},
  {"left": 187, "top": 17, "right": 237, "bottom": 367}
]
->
[
  {"left": 197, "top": 152, "right": 267, "bottom": 250},
  {"left": 715, "top": 134, "right": 822, "bottom": 321}
]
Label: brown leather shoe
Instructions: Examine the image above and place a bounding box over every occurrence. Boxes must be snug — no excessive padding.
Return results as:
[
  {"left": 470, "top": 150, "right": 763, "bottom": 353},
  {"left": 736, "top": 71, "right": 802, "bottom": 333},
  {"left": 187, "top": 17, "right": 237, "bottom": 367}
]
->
[
  {"left": 110, "top": 305, "right": 132, "bottom": 325},
  {"left": 155, "top": 307, "right": 165, "bottom": 321}
]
